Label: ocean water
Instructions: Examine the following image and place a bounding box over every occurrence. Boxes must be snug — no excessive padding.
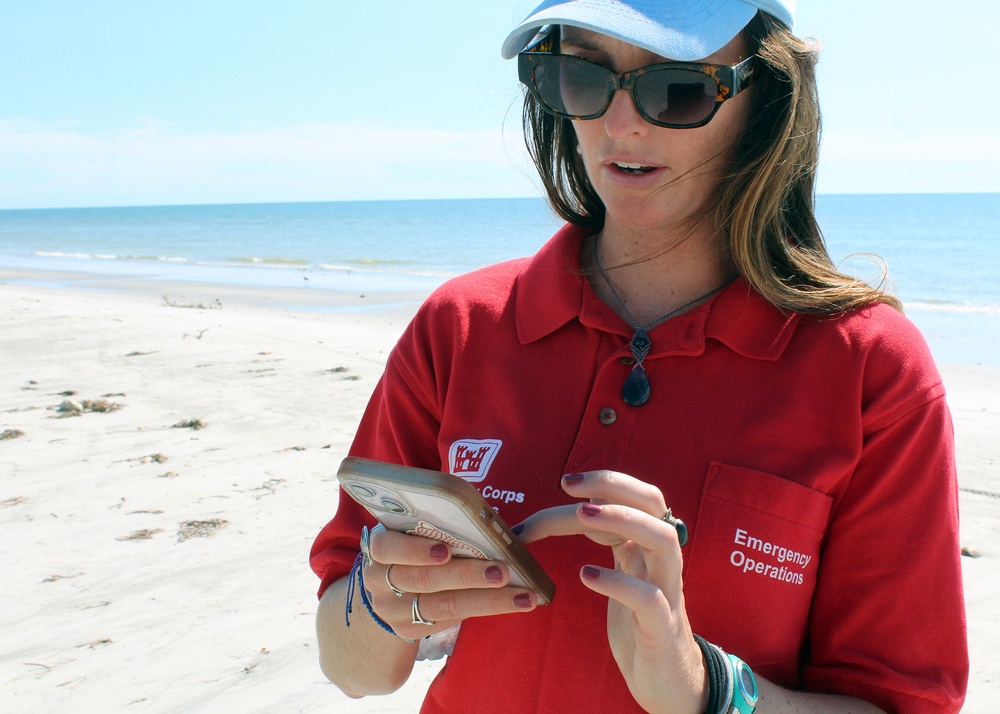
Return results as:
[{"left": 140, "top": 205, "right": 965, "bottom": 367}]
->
[{"left": 1, "top": 194, "right": 997, "bottom": 365}]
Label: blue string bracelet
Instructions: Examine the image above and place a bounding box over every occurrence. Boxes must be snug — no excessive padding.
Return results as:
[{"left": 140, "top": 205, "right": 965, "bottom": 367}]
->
[{"left": 344, "top": 552, "right": 418, "bottom": 644}]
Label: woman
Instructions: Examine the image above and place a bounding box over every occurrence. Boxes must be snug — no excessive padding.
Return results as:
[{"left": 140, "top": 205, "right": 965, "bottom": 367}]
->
[{"left": 311, "top": 1, "right": 969, "bottom": 712}]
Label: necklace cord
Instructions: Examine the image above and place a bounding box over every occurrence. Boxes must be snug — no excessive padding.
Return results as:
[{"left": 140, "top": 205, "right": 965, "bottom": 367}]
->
[
  {"left": 592, "top": 236, "right": 738, "bottom": 408},
  {"left": 592, "top": 236, "right": 738, "bottom": 338}
]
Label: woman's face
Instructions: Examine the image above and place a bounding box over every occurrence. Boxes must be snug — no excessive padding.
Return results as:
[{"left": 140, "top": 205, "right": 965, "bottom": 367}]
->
[{"left": 562, "top": 26, "right": 752, "bottom": 235}]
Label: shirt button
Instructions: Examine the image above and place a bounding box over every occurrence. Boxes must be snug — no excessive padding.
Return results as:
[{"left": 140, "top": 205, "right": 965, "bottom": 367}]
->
[
  {"left": 599, "top": 408, "right": 617, "bottom": 425},
  {"left": 618, "top": 355, "right": 636, "bottom": 365}
]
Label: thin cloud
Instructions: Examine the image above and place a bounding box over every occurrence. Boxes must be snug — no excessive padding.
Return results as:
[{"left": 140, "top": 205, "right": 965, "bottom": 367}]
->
[
  {"left": 819, "top": 129, "right": 1000, "bottom": 193},
  {"left": 0, "top": 120, "right": 536, "bottom": 208}
]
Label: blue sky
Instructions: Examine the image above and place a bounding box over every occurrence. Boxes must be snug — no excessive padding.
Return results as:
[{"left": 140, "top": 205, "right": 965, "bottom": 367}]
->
[{"left": 1, "top": 1, "right": 997, "bottom": 209}]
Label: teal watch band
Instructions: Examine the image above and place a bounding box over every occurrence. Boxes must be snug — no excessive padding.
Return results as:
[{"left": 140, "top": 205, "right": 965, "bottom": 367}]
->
[{"left": 726, "top": 653, "right": 758, "bottom": 714}]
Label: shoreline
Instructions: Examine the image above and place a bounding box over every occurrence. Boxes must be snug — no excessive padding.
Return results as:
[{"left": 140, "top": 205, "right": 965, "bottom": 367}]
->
[
  {"left": 3, "top": 257, "right": 999, "bottom": 369},
  {"left": 0, "top": 264, "right": 433, "bottom": 319},
  {"left": 0, "top": 278, "right": 997, "bottom": 711}
]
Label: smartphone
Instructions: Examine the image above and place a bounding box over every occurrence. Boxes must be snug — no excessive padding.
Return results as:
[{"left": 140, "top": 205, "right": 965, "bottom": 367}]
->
[{"left": 336, "top": 456, "right": 555, "bottom": 605}]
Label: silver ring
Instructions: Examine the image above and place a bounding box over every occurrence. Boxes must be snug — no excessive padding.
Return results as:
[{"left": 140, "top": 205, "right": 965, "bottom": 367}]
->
[
  {"left": 385, "top": 565, "right": 405, "bottom": 597},
  {"left": 360, "top": 525, "right": 373, "bottom": 568},
  {"left": 661, "top": 508, "right": 689, "bottom": 547},
  {"left": 411, "top": 595, "right": 435, "bottom": 626}
]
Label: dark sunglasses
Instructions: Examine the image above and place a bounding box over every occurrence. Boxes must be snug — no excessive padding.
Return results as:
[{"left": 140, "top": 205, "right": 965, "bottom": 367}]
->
[{"left": 518, "top": 29, "right": 756, "bottom": 129}]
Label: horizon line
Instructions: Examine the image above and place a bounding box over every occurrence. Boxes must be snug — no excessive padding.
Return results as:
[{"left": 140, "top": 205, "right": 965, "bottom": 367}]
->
[{"left": 2, "top": 191, "right": 998, "bottom": 213}]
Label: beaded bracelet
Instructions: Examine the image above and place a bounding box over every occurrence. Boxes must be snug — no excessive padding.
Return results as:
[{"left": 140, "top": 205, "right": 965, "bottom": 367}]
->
[
  {"left": 693, "top": 634, "right": 734, "bottom": 714},
  {"left": 344, "top": 552, "right": 418, "bottom": 644}
]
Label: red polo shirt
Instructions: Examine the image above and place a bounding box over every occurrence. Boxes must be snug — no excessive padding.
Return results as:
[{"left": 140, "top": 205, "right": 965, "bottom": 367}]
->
[{"left": 311, "top": 224, "right": 968, "bottom": 713}]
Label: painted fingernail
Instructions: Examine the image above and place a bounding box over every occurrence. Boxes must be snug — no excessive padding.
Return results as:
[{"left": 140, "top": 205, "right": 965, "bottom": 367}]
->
[
  {"left": 582, "top": 565, "right": 601, "bottom": 581},
  {"left": 581, "top": 502, "right": 602, "bottom": 517},
  {"left": 563, "top": 473, "right": 585, "bottom": 486},
  {"left": 485, "top": 565, "right": 503, "bottom": 583},
  {"left": 429, "top": 543, "right": 450, "bottom": 562},
  {"left": 510, "top": 523, "right": 524, "bottom": 536},
  {"left": 513, "top": 593, "right": 534, "bottom": 609}
]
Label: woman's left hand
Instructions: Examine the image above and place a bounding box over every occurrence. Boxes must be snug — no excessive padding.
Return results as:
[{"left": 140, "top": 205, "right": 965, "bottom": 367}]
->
[{"left": 515, "top": 470, "right": 708, "bottom": 714}]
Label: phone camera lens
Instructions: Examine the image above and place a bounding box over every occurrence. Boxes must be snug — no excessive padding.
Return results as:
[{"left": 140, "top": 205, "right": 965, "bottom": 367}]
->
[
  {"left": 379, "top": 498, "right": 407, "bottom": 514},
  {"left": 349, "top": 484, "right": 376, "bottom": 501}
]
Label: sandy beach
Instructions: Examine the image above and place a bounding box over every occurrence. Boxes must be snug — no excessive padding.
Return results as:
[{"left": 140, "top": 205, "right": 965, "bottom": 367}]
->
[{"left": 1, "top": 271, "right": 997, "bottom": 712}]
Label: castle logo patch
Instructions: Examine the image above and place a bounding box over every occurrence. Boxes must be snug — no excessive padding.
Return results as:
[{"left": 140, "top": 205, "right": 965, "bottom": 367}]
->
[{"left": 448, "top": 439, "right": 502, "bottom": 483}]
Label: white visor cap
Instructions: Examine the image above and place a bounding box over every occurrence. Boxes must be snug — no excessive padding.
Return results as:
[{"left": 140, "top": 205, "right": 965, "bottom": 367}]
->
[{"left": 501, "top": 0, "right": 795, "bottom": 62}]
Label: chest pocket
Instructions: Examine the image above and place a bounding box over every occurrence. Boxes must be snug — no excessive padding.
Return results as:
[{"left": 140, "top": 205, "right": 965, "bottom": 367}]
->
[{"left": 683, "top": 462, "right": 833, "bottom": 686}]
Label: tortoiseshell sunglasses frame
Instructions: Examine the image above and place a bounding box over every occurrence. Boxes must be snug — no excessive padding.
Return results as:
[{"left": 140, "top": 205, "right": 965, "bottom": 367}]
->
[{"left": 518, "top": 27, "right": 757, "bottom": 129}]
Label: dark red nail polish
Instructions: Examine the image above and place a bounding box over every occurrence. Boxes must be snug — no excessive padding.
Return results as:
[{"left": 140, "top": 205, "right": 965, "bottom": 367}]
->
[
  {"left": 485, "top": 565, "right": 503, "bottom": 583},
  {"left": 563, "top": 473, "right": 585, "bottom": 485},
  {"left": 429, "top": 543, "right": 449, "bottom": 562},
  {"left": 582, "top": 565, "right": 601, "bottom": 581},
  {"left": 513, "top": 593, "right": 533, "bottom": 609},
  {"left": 581, "top": 502, "right": 602, "bottom": 516}
]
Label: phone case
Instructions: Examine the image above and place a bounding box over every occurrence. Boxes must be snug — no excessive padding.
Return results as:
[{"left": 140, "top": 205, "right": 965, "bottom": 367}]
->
[{"left": 336, "top": 456, "right": 555, "bottom": 605}]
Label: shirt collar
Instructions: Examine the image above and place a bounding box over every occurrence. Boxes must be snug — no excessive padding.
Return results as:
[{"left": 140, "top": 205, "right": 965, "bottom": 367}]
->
[
  {"left": 515, "top": 223, "right": 799, "bottom": 361},
  {"left": 515, "top": 223, "right": 589, "bottom": 345},
  {"left": 705, "top": 278, "right": 800, "bottom": 361}
]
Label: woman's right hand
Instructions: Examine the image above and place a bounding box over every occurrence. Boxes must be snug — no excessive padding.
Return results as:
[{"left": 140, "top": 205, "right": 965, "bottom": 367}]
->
[{"left": 365, "top": 525, "right": 539, "bottom": 641}]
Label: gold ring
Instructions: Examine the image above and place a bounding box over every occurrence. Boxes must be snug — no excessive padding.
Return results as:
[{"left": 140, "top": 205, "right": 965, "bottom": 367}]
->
[
  {"left": 661, "top": 508, "right": 689, "bottom": 547},
  {"left": 411, "top": 595, "right": 435, "bottom": 626},
  {"left": 385, "top": 565, "right": 405, "bottom": 597}
]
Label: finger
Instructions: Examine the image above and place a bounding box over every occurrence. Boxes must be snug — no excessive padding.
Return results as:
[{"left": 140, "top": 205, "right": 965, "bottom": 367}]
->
[
  {"left": 561, "top": 470, "right": 667, "bottom": 517},
  {"left": 360, "top": 579, "right": 460, "bottom": 639},
  {"left": 386, "top": 588, "right": 538, "bottom": 641},
  {"left": 579, "top": 502, "right": 684, "bottom": 591},
  {"left": 577, "top": 502, "right": 680, "bottom": 554},
  {"left": 380, "top": 559, "right": 511, "bottom": 595},
  {"left": 579, "top": 565, "right": 705, "bottom": 712},
  {"left": 514, "top": 504, "right": 589, "bottom": 544},
  {"left": 368, "top": 527, "right": 453, "bottom": 566},
  {"left": 579, "top": 565, "right": 678, "bottom": 639},
  {"left": 413, "top": 588, "right": 538, "bottom": 626}
]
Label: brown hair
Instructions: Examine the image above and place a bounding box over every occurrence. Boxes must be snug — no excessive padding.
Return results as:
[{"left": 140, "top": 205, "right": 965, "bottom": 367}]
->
[{"left": 522, "top": 13, "right": 901, "bottom": 314}]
